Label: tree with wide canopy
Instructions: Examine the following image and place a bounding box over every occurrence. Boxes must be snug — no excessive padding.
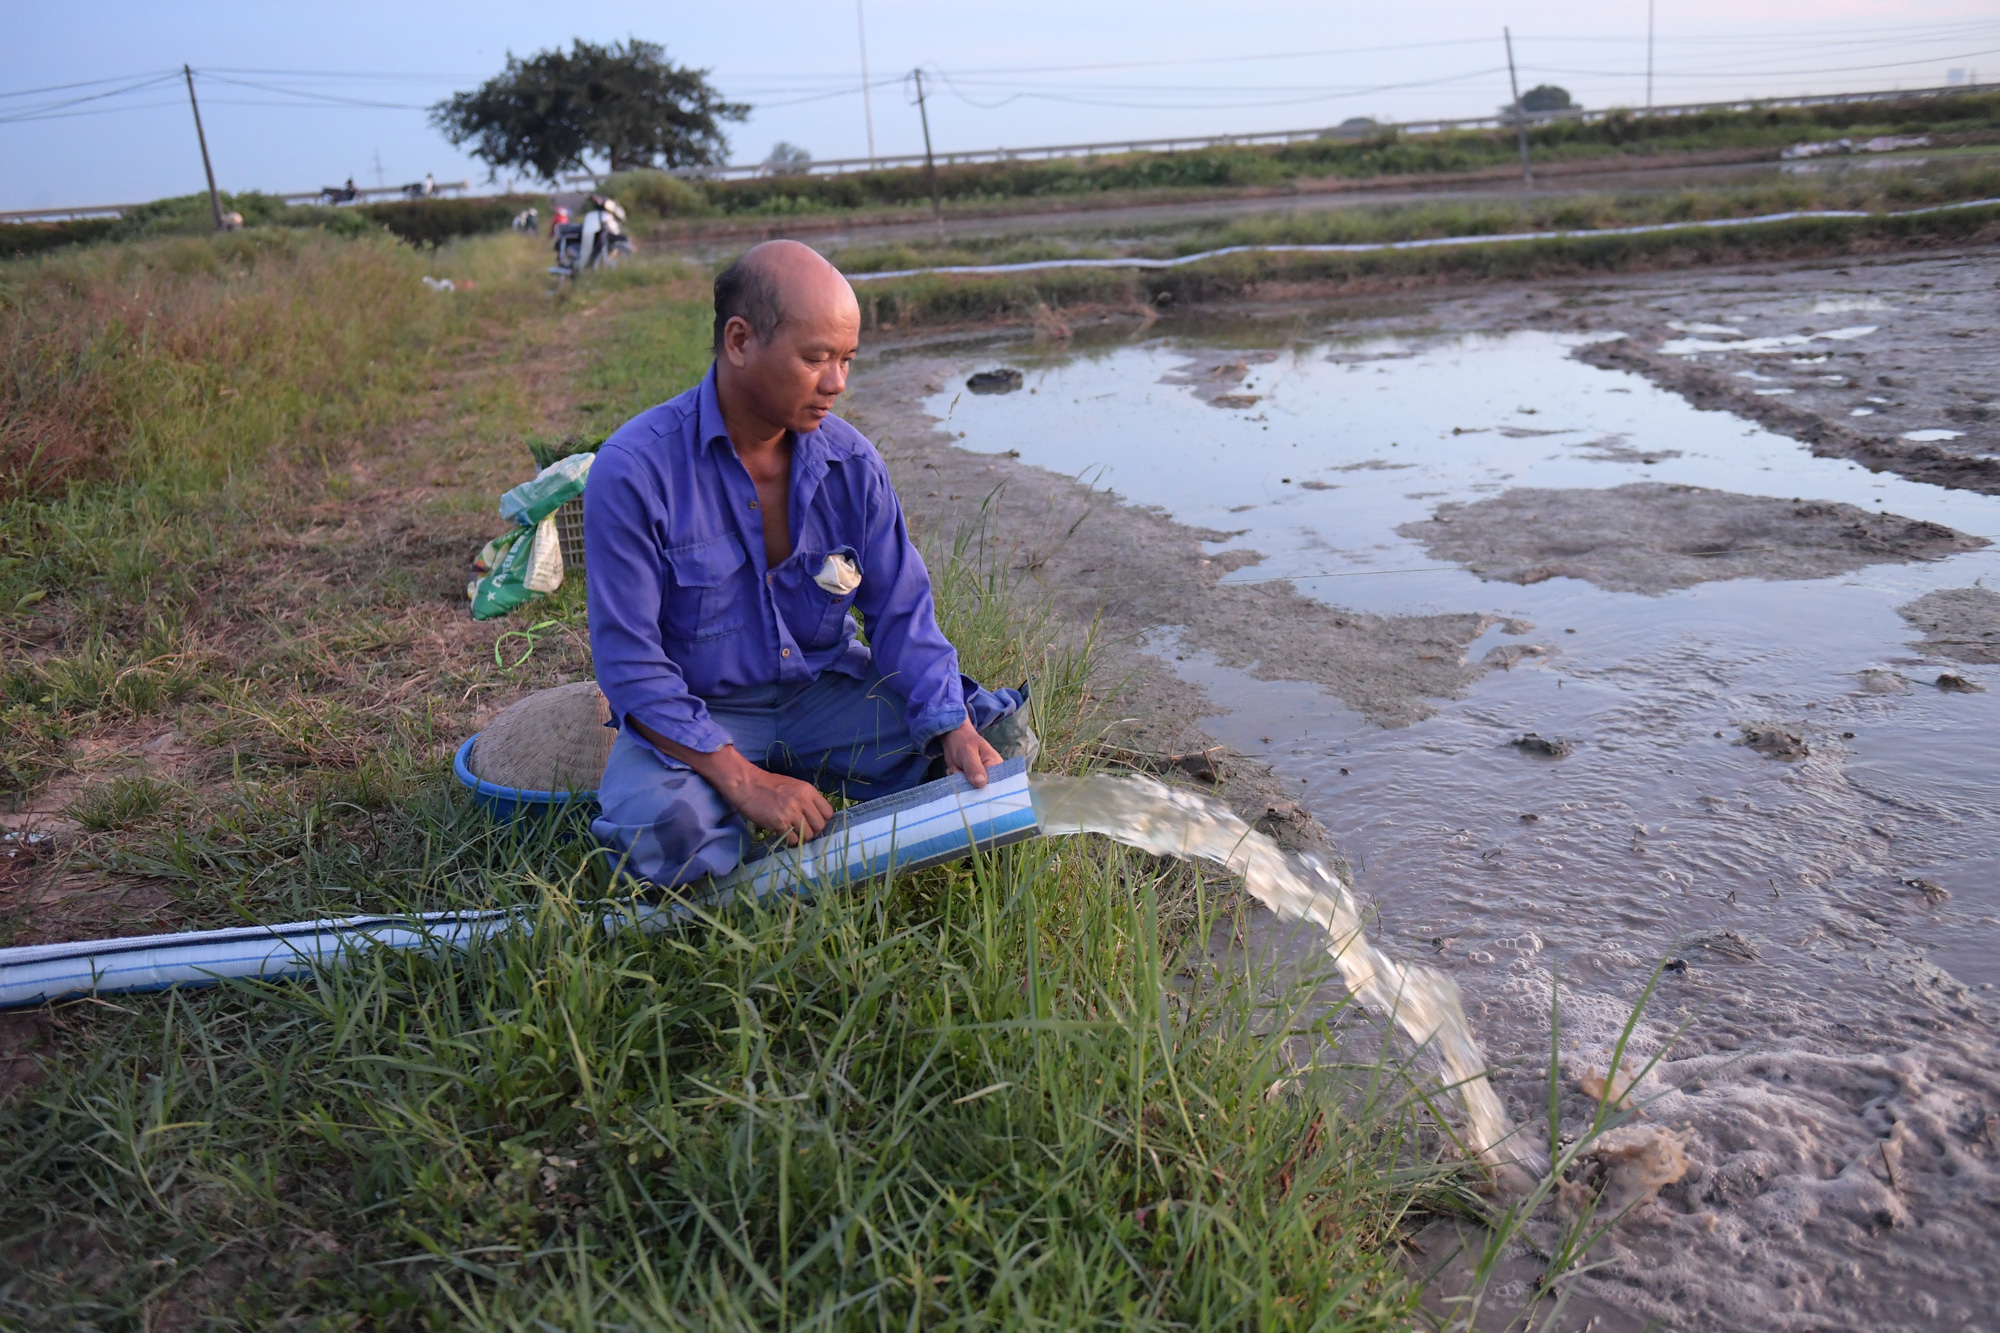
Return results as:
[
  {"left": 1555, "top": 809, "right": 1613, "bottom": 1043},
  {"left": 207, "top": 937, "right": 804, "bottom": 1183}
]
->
[{"left": 432, "top": 39, "right": 749, "bottom": 180}]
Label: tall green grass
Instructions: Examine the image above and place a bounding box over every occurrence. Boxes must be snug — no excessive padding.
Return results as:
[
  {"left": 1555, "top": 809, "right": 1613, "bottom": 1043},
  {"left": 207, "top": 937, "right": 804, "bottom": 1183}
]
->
[
  {"left": 0, "top": 547, "right": 1480, "bottom": 1328},
  {"left": 0, "top": 229, "right": 588, "bottom": 804},
  {"left": 0, "top": 228, "right": 553, "bottom": 498}
]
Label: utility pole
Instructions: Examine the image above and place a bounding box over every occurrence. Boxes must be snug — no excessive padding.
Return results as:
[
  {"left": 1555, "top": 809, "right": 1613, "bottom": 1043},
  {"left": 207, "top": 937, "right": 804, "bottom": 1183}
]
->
[
  {"left": 182, "top": 64, "right": 224, "bottom": 230},
  {"left": 1503, "top": 28, "right": 1533, "bottom": 191},
  {"left": 856, "top": 0, "right": 877, "bottom": 166},
  {"left": 1646, "top": 0, "right": 1656, "bottom": 109},
  {"left": 913, "top": 68, "right": 942, "bottom": 227}
]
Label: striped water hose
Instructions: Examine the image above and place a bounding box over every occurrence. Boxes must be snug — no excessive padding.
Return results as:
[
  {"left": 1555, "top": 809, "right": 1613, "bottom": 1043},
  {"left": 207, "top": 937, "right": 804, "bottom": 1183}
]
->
[{"left": 0, "top": 758, "right": 1037, "bottom": 1009}]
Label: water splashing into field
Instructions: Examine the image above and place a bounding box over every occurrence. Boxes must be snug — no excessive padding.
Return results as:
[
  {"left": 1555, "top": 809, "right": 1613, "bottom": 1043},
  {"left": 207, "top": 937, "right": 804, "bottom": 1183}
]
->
[{"left": 1031, "top": 772, "right": 1541, "bottom": 1175}]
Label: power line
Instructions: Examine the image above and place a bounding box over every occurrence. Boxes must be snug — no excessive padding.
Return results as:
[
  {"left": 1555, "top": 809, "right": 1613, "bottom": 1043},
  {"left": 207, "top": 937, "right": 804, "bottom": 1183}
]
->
[
  {"left": 0, "top": 70, "right": 177, "bottom": 100},
  {"left": 1524, "top": 45, "right": 2000, "bottom": 82},
  {"left": 0, "top": 72, "right": 180, "bottom": 123},
  {"left": 197, "top": 73, "right": 430, "bottom": 110},
  {"left": 0, "top": 99, "right": 188, "bottom": 126},
  {"left": 934, "top": 66, "right": 1512, "bottom": 113}
]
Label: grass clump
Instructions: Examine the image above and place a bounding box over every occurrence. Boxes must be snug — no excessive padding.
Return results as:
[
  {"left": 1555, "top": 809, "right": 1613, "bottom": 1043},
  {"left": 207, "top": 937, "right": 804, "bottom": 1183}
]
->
[
  {"left": 0, "top": 227, "right": 537, "bottom": 497},
  {"left": 62, "top": 774, "right": 175, "bottom": 831},
  {"left": 0, "top": 844, "right": 1456, "bottom": 1327},
  {"left": 829, "top": 159, "right": 2000, "bottom": 276},
  {"left": 1, "top": 193, "right": 540, "bottom": 261}
]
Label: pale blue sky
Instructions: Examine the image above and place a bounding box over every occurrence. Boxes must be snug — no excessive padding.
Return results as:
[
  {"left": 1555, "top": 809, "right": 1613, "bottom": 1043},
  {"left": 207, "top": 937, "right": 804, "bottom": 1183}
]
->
[{"left": 4, "top": 1, "right": 1994, "bottom": 210}]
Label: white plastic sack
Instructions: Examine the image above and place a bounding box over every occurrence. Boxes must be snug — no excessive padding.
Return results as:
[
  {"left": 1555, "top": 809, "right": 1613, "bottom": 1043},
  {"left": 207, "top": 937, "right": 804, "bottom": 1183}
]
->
[{"left": 523, "top": 516, "right": 565, "bottom": 593}]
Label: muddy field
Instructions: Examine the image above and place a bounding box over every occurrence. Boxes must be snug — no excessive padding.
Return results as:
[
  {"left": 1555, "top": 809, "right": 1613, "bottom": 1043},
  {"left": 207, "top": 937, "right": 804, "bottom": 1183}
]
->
[{"left": 844, "top": 242, "right": 2000, "bottom": 1332}]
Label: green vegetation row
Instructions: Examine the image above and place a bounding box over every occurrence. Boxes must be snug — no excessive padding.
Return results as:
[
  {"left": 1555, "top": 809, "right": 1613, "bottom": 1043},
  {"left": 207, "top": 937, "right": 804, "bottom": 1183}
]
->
[
  {"left": 1, "top": 192, "right": 538, "bottom": 259},
  {"left": 610, "top": 87, "right": 2000, "bottom": 221},
  {"left": 843, "top": 185, "right": 2000, "bottom": 331}
]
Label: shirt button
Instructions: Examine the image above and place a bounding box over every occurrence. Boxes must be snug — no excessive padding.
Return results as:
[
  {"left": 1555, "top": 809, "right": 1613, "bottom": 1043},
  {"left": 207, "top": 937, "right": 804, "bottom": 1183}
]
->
[
  {"left": 748, "top": 499, "right": 759, "bottom": 510},
  {"left": 781, "top": 648, "right": 790, "bottom": 658}
]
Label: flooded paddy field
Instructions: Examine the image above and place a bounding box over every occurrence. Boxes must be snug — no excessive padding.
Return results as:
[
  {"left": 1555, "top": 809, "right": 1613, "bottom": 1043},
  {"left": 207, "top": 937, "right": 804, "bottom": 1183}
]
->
[{"left": 848, "top": 248, "right": 2000, "bottom": 1332}]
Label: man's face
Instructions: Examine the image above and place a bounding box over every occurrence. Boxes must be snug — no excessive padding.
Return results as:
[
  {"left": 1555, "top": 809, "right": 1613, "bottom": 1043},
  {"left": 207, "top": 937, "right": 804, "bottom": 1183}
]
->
[{"left": 724, "top": 279, "right": 862, "bottom": 436}]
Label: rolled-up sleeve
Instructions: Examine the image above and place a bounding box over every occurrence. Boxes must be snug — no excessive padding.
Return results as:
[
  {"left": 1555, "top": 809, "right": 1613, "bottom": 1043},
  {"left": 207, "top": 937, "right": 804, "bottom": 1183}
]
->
[
  {"left": 584, "top": 444, "right": 733, "bottom": 755},
  {"left": 850, "top": 455, "right": 966, "bottom": 748}
]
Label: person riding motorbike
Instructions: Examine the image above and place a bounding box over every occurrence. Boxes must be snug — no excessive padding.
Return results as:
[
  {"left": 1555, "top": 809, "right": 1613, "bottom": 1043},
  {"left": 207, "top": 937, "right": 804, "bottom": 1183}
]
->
[
  {"left": 549, "top": 196, "right": 632, "bottom": 276},
  {"left": 576, "top": 194, "right": 630, "bottom": 271}
]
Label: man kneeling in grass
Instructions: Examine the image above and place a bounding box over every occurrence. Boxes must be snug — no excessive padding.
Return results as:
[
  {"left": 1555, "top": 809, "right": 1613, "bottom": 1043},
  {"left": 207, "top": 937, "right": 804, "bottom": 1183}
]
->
[{"left": 584, "top": 240, "right": 1031, "bottom": 885}]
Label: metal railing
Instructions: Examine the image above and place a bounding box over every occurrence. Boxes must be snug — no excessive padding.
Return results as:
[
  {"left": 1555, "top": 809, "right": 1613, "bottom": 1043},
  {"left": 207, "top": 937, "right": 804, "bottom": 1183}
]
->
[{"left": 1, "top": 181, "right": 473, "bottom": 225}]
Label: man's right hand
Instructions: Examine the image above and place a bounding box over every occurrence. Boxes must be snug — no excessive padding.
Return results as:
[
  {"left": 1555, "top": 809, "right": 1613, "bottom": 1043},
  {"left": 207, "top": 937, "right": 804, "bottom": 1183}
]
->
[
  {"left": 632, "top": 721, "right": 833, "bottom": 845},
  {"left": 714, "top": 763, "right": 833, "bottom": 845}
]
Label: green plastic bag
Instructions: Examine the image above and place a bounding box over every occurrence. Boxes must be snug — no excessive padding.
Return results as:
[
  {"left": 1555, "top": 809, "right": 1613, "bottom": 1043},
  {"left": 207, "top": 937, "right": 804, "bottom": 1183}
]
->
[
  {"left": 466, "top": 517, "right": 565, "bottom": 621},
  {"left": 468, "top": 453, "right": 594, "bottom": 621},
  {"left": 499, "top": 452, "right": 594, "bottom": 526}
]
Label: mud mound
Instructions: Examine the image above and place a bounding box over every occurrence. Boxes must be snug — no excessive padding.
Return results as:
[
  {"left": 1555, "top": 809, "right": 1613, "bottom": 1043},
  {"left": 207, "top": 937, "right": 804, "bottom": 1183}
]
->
[
  {"left": 1397, "top": 483, "right": 1986, "bottom": 595},
  {"left": 1898, "top": 586, "right": 2000, "bottom": 664}
]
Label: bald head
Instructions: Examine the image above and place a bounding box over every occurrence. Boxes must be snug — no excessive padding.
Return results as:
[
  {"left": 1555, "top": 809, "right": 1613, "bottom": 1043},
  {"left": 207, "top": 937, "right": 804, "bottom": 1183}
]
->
[
  {"left": 713, "top": 240, "right": 857, "bottom": 354},
  {"left": 712, "top": 240, "right": 863, "bottom": 440}
]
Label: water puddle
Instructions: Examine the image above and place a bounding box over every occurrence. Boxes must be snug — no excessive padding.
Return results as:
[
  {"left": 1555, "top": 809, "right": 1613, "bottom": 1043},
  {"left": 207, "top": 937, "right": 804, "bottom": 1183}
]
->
[{"left": 925, "top": 328, "right": 2000, "bottom": 1329}]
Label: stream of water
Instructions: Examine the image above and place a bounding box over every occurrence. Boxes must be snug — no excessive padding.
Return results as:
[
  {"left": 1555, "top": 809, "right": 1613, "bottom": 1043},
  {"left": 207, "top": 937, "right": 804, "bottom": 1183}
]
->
[{"left": 1030, "top": 771, "right": 1535, "bottom": 1177}]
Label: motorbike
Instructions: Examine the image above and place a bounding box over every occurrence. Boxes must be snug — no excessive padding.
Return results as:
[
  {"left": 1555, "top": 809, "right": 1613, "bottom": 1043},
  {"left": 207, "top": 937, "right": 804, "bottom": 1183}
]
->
[{"left": 549, "top": 197, "right": 632, "bottom": 277}]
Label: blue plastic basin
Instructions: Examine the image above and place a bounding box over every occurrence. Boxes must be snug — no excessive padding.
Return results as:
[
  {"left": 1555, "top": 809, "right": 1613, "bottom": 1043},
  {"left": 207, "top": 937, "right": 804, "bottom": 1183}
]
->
[{"left": 452, "top": 734, "right": 599, "bottom": 823}]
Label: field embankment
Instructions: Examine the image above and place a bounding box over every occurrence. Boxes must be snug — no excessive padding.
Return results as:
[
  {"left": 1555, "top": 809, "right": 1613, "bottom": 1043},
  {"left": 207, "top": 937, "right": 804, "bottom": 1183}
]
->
[{"left": 832, "top": 169, "right": 2000, "bottom": 333}]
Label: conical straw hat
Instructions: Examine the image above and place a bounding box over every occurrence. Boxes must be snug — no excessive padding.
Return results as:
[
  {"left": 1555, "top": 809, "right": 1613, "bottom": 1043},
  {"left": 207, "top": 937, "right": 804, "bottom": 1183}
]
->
[{"left": 468, "top": 680, "right": 615, "bottom": 794}]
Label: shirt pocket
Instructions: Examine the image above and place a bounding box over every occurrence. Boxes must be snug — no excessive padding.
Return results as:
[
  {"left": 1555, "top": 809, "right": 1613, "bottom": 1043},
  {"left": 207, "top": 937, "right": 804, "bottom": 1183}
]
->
[
  {"left": 773, "top": 546, "right": 862, "bottom": 651},
  {"left": 662, "top": 534, "right": 751, "bottom": 642}
]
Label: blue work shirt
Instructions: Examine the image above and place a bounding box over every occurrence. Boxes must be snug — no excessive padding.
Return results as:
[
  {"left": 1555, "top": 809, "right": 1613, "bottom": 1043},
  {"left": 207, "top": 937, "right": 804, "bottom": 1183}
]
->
[{"left": 583, "top": 364, "right": 968, "bottom": 757}]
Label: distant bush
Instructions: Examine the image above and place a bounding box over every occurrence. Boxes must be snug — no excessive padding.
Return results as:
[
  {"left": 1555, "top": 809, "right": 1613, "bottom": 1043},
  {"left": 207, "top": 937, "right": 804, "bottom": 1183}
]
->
[
  {"left": 114, "top": 190, "right": 296, "bottom": 237},
  {"left": 358, "top": 195, "right": 533, "bottom": 248},
  {"left": 2, "top": 192, "right": 386, "bottom": 259},
  {"left": 0, "top": 218, "right": 118, "bottom": 258},
  {"left": 597, "top": 169, "right": 709, "bottom": 220}
]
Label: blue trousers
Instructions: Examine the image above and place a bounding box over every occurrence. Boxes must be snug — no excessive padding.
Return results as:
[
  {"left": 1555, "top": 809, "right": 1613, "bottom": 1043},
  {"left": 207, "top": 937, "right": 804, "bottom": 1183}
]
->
[{"left": 592, "top": 667, "right": 1024, "bottom": 888}]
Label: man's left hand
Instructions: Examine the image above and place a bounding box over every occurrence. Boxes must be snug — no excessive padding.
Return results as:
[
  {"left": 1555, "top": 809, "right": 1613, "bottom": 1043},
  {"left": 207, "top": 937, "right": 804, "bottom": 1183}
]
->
[{"left": 940, "top": 718, "right": 1002, "bottom": 788}]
